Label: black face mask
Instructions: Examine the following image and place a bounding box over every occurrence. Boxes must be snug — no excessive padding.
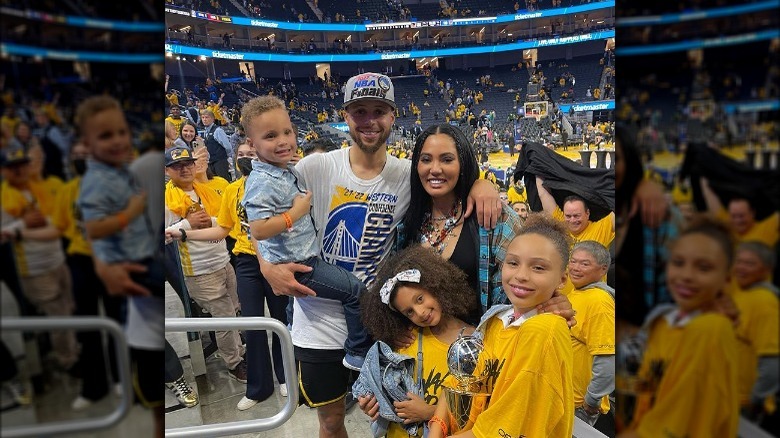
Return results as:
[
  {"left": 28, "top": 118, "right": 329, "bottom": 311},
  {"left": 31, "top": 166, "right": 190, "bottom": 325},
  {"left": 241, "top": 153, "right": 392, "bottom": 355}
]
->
[
  {"left": 236, "top": 157, "right": 254, "bottom": 177},
  {"left": 72, "top": 158, "right": 87, "bottom": 176}
]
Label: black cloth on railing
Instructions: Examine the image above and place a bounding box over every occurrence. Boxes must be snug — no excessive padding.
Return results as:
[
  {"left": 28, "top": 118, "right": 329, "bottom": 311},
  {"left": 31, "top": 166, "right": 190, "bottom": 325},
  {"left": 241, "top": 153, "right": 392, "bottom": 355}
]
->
[
  {"left": 679, "top": 142, "right": 780, "bottom": 220},
  {"left": 513, "top": 141, "right": 614, "bottom": 222}
]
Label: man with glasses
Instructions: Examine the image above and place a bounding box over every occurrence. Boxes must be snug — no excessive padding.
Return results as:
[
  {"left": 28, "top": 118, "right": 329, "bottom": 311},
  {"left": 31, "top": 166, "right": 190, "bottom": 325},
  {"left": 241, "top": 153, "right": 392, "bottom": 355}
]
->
[{"left": 163, "top": 147, "right": 247, "bottom": 383}]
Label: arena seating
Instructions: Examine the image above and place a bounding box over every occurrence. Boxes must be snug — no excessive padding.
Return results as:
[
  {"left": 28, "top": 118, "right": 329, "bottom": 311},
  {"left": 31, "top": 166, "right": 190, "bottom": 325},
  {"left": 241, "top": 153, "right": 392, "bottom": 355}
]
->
[
  {"left": 260, "top": 0, "right": 317, "bottom": 22},
  {"left": 542, "top": 54, "right": 604, "bottom": 102}
]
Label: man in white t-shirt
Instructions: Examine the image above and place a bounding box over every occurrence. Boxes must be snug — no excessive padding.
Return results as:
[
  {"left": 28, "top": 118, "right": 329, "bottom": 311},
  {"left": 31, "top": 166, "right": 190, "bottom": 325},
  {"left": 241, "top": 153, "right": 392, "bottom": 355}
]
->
[{"left": 256, "top": 72, "right": 502, "bottom": 437}]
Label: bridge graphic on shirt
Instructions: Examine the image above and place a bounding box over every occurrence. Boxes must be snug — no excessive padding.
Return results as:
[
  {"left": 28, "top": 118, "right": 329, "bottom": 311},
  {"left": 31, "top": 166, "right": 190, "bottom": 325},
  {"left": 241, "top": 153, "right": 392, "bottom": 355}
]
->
[
  {"left": 321, "top": 201, "right": 368, "bottom": 272},
  {"left": 321, "top": 219, "right": 361, "bottom": 265}
]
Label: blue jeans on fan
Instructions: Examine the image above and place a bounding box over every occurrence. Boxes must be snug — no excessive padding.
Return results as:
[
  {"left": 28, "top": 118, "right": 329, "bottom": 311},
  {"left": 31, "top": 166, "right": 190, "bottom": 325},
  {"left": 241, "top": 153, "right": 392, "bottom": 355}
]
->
[{"left": 293, "top": 256, "right": 370, "bottom": 371}]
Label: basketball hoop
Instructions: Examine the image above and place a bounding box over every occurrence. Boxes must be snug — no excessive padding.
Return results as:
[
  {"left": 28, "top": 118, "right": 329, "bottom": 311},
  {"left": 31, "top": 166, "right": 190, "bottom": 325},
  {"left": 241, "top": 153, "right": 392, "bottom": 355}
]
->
[{"left": 524, "top": 101, "right": 548, "bottom": 121}]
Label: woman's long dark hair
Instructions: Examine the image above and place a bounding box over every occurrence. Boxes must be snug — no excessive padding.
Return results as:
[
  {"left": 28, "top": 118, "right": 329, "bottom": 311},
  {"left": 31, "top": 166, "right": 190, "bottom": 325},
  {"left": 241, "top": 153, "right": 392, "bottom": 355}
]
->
[
  {"left": 179, "top": 119, "right": 198, "bottom": 148},
  {"left": 403, "top": 124, "right": 480, "bottom": 245}
]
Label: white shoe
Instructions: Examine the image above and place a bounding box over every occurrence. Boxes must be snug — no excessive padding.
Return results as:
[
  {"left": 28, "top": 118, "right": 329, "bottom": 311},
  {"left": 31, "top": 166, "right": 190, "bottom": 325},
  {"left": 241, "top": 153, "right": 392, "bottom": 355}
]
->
[
  {"left": 279, "top": 383, "right": 288, "bottom": 397},
  {"left": 237, "top": 396, "right": 259, "bottom": 411},
  {"left": 71, "top": 396, "right": 93, "bottom": 410}
]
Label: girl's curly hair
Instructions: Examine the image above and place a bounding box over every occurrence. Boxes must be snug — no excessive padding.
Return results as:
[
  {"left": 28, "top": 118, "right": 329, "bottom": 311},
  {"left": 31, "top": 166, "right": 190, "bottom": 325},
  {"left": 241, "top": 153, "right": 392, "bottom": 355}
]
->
[{"left": 361, "top": 244, "right": 477, "bottom": 345}]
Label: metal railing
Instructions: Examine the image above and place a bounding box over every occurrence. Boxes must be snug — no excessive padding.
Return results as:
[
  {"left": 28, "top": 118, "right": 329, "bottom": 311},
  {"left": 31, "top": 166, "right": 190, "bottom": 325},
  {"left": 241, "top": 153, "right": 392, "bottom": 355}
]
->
[
  {"left": 573, "top": 416, "right": 608, "bottom": 438},
  {"left": 739, "top": 415, "right": 774, "bottom": 438},
  {"left": 0, "top": 317, "right": 132, "bottom": 438},
  {"left": 164, "top": 317, "right": 298, "bottom": 437}
]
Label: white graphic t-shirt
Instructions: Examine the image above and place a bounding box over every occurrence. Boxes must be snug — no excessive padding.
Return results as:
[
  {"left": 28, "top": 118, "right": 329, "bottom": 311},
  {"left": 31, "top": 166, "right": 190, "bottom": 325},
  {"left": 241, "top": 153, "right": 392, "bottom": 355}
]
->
[{"left": 292, "top": 147, "right": 411, "bottom": 349}]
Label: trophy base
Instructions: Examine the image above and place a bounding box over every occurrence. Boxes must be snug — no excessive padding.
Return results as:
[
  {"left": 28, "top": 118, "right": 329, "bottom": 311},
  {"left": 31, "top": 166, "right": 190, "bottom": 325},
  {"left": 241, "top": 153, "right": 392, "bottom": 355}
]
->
[{"left": 442, "top": 385, "right": 491, "bottom": 432}]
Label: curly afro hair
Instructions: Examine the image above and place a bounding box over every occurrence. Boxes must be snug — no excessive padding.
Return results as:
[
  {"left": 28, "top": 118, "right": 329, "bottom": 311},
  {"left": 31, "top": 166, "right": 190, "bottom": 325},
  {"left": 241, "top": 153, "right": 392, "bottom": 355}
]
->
[{"left": 361, "top": 244, "right": 477, "bottom": 345}]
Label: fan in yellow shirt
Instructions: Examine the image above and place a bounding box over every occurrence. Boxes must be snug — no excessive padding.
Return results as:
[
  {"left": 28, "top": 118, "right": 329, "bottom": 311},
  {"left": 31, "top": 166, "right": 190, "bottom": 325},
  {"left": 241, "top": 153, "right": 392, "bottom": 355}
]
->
[
  {"left": 506, "top": 181, "right": 527, "bottom": 204},
  {"left": 192, "top": 146, "right": 230, "bottom": 196},
  {"left": 27, "top": 142, "right": 63, "bottom": 199},
  {"left": 535, "top": 177, "right": 614, "bottom": 247},
  {"left": 701, "top": 177, "right": 779, "bottom": 247},
  {"left": 731, "top": 242, "right": 779, "bottom": 419},
  {"left": 567, "top": 241, "right": 615, "bottom": 428},
  {"left": 537, "top": 177, "right": 614, "bottom": 295},
  {"left": 166, "top": 144, "right": 290, "bottom": 407},
  {"left": 619, "top": 217, "right": 739, "bottom": 438},
  {"left": 1, "top": 145, "right": 79, "bottom": 370},
  {"left": 51, "top": 144, "right": 91, "bottom": 257},
  {"left": 165, "top": 105, "right": 186, "bottom": 137}
]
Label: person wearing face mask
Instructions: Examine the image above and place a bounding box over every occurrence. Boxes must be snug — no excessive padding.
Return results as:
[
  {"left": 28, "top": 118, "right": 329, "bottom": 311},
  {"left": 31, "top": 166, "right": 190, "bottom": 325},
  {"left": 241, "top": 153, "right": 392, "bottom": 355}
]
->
[
  {"left": 51, "top": 141, "right": 126, "bottom": 410},
  {"left": 166, "top": 143, "right": 290, "bottom": 408}
]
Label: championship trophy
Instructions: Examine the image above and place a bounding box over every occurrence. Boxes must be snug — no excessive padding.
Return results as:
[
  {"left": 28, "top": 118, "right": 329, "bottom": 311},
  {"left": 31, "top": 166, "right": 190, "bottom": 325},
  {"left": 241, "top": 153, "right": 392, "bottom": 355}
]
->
[{"left": 442, "top": 333, "right": 492, "bottom": 432}]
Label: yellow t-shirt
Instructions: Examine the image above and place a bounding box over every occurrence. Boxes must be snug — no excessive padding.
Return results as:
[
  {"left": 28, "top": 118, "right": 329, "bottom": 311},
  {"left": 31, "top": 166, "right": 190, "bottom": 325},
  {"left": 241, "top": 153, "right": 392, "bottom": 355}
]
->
[
  {"left": 208, "top": 104, "right": 227, "bottom": 125},
  {"left": 387, "top": 327, "right": 456, "bottom": 438},
  {"left": 1, "top": 180, "right": 58, "bottom": 218},
  {"left": 553, "top": 208, "right": 614, "bottom": 295},
  {"left": 1, "top": 179, "right": 63, "bottom": 276},
  {"left": 217, "top": 177, "right": 254, "bottom": 256},
  {"left": 630, "top": 312, "right": 739, "bottom": 438},
  {"left": 30, "top": 175, "right": 63, "bottom": 201},
  {"left": 733, "top": 284, "right": 780, "bottom": 409},
  {"left": 507, "top": 186, "right": 527, "bottom": 204},
  {"left": 166, "top": 93, "right": 179, "bottom": 107},
  {"left": 717, "top": 210, "right": 779, "bottom": 247},
  {"left": 569, "top": 286, "right": 615, "bottom": 414},
  {"left": 165, "top": 115, "right": 185, "bottom": 137},
  {"left": 205, "top": 176, "right": 230, "bottom": 196},
  {"left": 473, "top": 313, "right": 573, "bottom": 438},
  {"left": 51, "top": 177, "right": 91, "bottom": 256},
  {"left": 1, "top": 115, "right": 20, "bottom": 136},
  {"left": 553, "top": 207, "right": 615, "bottom": 247}
]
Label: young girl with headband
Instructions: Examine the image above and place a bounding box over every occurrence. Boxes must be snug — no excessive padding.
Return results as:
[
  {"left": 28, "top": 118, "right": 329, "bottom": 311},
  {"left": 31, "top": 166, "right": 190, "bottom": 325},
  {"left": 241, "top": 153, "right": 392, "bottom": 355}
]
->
[{"left": 355, "top": 244, "right": 477, "bottom": 438}]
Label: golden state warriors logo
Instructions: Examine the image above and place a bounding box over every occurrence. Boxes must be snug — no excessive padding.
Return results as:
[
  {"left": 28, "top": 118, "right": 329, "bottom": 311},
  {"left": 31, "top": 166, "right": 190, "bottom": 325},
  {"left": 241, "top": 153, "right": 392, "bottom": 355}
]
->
[{"left": 322, "top": 186, "right": 398, "bottom": 284}]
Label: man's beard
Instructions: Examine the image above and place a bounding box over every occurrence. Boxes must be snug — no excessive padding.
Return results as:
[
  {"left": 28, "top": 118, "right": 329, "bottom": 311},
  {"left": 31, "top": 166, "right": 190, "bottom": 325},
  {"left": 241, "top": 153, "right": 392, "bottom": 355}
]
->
[{"left": 349, "top": 128, "right": 389, "bottom": 154}]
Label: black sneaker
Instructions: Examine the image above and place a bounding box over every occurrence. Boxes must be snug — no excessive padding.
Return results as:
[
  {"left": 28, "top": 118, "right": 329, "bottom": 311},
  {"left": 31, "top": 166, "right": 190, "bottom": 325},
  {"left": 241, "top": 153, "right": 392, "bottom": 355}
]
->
[{"left": 228, "top": 360, "right": 248, "bottom": 383}]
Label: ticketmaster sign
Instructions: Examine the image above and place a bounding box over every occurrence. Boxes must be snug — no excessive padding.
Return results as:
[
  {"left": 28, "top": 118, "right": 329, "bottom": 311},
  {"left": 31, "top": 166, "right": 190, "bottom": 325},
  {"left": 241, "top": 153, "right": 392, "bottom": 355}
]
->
[{"left": 558, "top": 100, "right": 615, "bottom": 113}]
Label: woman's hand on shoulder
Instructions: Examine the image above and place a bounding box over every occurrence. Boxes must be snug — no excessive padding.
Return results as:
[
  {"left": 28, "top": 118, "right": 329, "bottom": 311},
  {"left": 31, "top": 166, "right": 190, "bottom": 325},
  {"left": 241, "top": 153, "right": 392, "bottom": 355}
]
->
[
  {"left": 631, "top": 179, "right": 668, "bottom": 229},
  {"left": 465, "top": 179, "right": 501, "bottom": 229}
]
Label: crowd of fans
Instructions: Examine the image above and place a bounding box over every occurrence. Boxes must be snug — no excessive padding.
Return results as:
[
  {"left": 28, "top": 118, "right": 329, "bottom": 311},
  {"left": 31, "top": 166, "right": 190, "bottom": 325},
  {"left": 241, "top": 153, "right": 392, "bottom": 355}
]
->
[{"left": 167, "top": 0, "right": 611, "bottom": 23}]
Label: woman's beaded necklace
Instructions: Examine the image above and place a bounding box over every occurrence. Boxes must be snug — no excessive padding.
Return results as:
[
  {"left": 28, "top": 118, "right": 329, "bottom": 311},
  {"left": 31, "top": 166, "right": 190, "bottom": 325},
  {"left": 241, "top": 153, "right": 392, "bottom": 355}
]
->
[{"left": 420, "top": 200, "right": 462, "bottom": 255}]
